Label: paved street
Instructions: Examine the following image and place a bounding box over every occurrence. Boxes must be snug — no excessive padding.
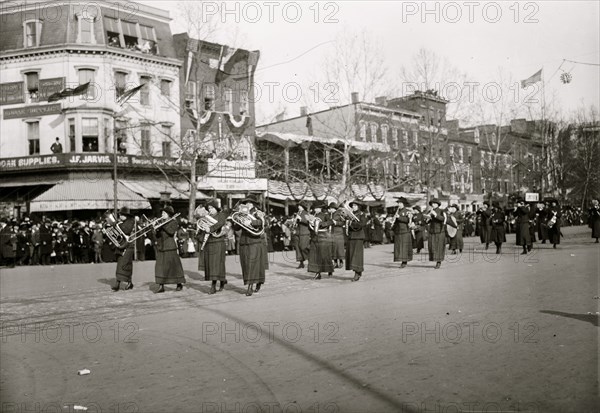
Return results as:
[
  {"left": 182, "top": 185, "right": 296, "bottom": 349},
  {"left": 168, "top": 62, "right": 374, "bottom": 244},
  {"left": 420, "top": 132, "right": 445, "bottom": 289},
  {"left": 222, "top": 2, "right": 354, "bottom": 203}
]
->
[{"left": 1, "top": 226, "right": 598, "bottom": 413}]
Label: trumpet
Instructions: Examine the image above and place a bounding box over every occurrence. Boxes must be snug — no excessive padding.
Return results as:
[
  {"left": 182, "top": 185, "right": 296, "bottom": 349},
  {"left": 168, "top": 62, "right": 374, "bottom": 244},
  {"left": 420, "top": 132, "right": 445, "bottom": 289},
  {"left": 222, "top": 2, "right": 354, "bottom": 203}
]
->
[{"left": 229, "top": 205, "right": 265, "bottom": 236}]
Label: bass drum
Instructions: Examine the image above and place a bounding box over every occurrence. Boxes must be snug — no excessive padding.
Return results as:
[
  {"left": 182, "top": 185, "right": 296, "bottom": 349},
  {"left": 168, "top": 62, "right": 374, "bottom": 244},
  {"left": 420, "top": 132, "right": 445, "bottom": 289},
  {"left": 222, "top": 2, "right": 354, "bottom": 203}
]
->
[{"left": 446, "top": 216, "right": 458, "bottom": 238}]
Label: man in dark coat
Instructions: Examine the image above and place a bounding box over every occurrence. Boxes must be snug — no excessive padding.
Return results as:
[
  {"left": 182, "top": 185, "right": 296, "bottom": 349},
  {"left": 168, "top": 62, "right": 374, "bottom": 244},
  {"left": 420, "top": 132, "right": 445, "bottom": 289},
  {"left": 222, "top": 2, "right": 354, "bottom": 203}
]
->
[
  {"left": 392, "top": 197, "right": 413, "bottom": 268},
  {"left": 112, "top": 207, "right": 136, "bottom": 291},
  {"left": 294, "top": 202, "right": 311, "bottom": 269},
  {"left": 16, "top": 223, "right": 31, "bottom": 265},
  {"left": 233, "top": 196, "right": 267, "bottom": 296},
  {"left": 547, "top": 199, "right": 562, "bottom": 249},
  {"left": 197, "top": 199, "right": 228, "bottom": 294},
  {"left": 490, "top": 201, "right": 507, "bottom": 254},
  {"left": 39, "top": 220, "right": 53, "bottom": 265},
  {"left": 1, "top": 221, "right": 17, "bottom": 268},
  {"left": 427, "top": 199, "right": 446, "bottom": 269},
  {"left": 515, "top": 199, "right": 533, "bottom": 254},
  {"left": 476, "top": 202, "right": 492, "bottom": 249},
  {"left": 346, "top": 201, "right": 366, "bottom": 281},
  {"left": 154, "top": 205, "right": 185, "bottom": 293},
  {"left": 329, "top": 202, "right": 346, "bottom": 269},
  {"left": 307, "top": 201, "right": 334, "bottom": 280},
  {"left": 588, "top": 199, "right": 600, "bottom": 243}
]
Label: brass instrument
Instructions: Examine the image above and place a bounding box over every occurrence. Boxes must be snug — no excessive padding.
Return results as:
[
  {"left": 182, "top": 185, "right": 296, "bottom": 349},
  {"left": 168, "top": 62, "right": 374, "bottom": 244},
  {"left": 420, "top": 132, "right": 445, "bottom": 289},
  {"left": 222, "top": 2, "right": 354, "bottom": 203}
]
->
[
  {"left": 547, "top": 211, "right": 558, "bottom": 228},
  {"left": 102, "top": 211, "right": 179, "bottom": 248},
  {"left": 305, "top": 213, "right": 322, "bottom": 232},
  {"left": 339, "top": 201, "right": 359, "bottom": 222},
  {"left": 196, "top": 214, "right": 227, "bottom": 251},
  {"left": 229, "top": 204, "right": 265, "bottom": 236}
]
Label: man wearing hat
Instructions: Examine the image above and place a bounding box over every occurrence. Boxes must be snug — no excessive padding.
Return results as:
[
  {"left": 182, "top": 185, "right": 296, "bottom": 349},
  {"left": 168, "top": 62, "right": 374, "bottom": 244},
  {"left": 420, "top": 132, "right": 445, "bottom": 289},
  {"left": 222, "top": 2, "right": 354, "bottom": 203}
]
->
[
  {"left": 154, "top": 205, "right": 185, "bottom": 293},
  {"left": 328, "top": 202, "right": 345, "bottom": 269},
  {"left": 197, "top": 199, "right": 228, "bottom": 294},
  {"left": 447, "top": 204, "right": 464, "bottom": 254},
  {"left": 39, "top": 219, "right": 53, "bottom": 266},
  {"left": 233, "top": 196, "right": 267, "bottom": 296},
  {"left": 476, "top": 201, "right": 492, "bottom": 250},
  {"left": 112, "top": 206, "right": 137, "bottom": 291},
  {"left": 426, "top": 198, "right": 446, "bottom": 269},
  {"left": 514, "top": 198, "right": 533, "bottom": 254},
  {"left": 391, "top": 197, "right": 413, "bottom": 268},
  {"left": 0, "top": 219, "right": 17, "bottom": 268},
  {"left": 490, "top": 201, "right": 506, "bottom": 254},
  {"left": 547, "top": 199, "right": 562, "bottom": 249},
  {"left": 307, "top": 200, "right": 334, "bottom": 279},
  {"left": 293, "top": 202, "right": 311, "bottom": 269},
  {"left": 346, "top": 201, "right": 366, "bottom": 281}
]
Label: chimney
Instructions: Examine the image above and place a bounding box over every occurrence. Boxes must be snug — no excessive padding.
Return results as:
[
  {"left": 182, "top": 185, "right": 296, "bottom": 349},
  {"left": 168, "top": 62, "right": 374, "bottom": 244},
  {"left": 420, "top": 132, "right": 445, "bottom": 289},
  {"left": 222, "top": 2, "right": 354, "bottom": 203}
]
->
[
  {"left": 375, "top": 96, "right": 387, "bottom": 106},
  {"left": 300, "top": 106, "right": 308, "bottom": 116},
  {"left": 351, "top": 92, "right": 359, "bottom": 104}
]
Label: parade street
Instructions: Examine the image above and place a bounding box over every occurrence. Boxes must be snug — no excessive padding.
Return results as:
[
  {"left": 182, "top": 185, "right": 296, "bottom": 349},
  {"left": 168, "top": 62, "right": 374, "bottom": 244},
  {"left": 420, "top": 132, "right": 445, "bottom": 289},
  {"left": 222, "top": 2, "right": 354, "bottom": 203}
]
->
[{"left": 1, "top": 226, "right": 598, "bottom": 413}]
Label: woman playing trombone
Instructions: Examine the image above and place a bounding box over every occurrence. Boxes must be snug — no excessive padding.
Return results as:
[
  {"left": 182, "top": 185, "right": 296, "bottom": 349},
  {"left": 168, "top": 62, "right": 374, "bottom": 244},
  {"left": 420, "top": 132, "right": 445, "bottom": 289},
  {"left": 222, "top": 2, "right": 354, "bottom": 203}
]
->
[
  {"left": 197, "top": 199, "right": 228, "bottom": 294},
  {"left": 111, "top": 206, "right": 136, "bottom": 291},
  {"left": 154, "top": 206, "right": 185, "bottom": 293}
]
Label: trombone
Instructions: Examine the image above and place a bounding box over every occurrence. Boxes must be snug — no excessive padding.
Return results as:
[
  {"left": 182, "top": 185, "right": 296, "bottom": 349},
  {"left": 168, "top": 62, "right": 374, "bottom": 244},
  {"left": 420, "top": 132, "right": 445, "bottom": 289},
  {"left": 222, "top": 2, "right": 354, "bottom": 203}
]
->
[{"left": 102, "top": 211, "right": 180, "bottom": 248}]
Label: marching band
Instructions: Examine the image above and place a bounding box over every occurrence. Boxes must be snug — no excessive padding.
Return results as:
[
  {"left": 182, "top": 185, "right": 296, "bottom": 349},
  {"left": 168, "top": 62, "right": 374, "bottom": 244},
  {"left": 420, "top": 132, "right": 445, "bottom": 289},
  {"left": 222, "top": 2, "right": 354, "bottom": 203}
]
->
[{"left": 76, "top": 194, "right": 599, "bottom": 298}]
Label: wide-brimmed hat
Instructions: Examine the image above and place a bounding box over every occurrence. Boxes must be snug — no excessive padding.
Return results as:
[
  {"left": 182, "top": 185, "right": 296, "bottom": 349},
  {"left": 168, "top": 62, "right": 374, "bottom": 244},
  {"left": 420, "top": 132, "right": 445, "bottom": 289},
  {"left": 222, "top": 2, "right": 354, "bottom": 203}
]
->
[
  {"left": 483, "top": 201, "right": 490, "bottom": 207},
  {"left": 429, "top": 198, "right": 441, "bottom": 206},
  {"left": 161, "top": 205, "right": 176, "bottom": 217},
  {"left": 348, "top": 200, "right": 362, "bottom": 209},
  {"left": 328, "top": 202, "right": 338, "bottom": 209},
  {"left": 412, "top": 205, "right": 422, "bottom": 212},
  {"left": 206, "top": 199, "right": 221, "bottom": 211},
  {"left": 395, "top": 196, "right": 409, "bottom": 206},
  {"left": 450, "top": 203, "right": 460, "bottom": 210},
  {"left": 119, "top": 206, "right": 131, "bottom": 216}
]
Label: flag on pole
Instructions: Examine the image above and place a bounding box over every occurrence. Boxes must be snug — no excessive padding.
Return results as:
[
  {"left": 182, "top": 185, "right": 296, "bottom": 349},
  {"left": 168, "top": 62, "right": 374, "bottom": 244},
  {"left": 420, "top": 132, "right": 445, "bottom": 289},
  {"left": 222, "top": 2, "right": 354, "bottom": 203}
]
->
[
  {"left": 521, "top": 69, "right": 542, "bottom": 88},
  {"left": 116, "top": 84, "right": 144, "bottom": 105},
  {"left": 47, "top": 82, "right": 90, "bottom": 102}
]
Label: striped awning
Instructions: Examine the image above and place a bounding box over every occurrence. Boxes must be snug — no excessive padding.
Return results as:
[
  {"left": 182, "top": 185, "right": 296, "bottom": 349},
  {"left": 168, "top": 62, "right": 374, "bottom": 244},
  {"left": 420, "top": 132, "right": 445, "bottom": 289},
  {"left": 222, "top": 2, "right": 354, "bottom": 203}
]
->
[
  {"left": 120, "top": 179, "right": 209, "bottom": 200},
  {"left": 30, "top": 179, "right": 151, "bottom": 212},
  {"left": 256, "top": 131, "right": 391, "bottom": 153},
  {"left": 267, "top": 180, "right": 386, "bottom": 203}
]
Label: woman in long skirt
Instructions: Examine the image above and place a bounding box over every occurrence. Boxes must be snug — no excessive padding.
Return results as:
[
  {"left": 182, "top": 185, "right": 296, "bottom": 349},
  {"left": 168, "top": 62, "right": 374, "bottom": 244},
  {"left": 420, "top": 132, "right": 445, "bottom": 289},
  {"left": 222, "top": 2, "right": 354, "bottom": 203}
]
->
[
  {"left": 490, "top": 201, "right": 506, "bottom": 254},
  {"left": 234, "top": 196, "right": 267, "bottom": 296},
  {"left": 447, "top": 204, "right": 464, "bottom": 254},
  {"left": 154, "top": 206, "right": 185, "bottom": 293},
  {"left": 111, "top": 207, "right": 135, "bottom": 291},
  {"left": 307, "top": 201, "right": 334, "bottom": 279},
  {"left": 392, "top": 197, "right": 413, "bottom": 268},
  {"left": 427, "top": 199, "right": 446, "bottom": 269},
  {"left": 346, "top": 201, "right": 366, "bottom": 281},
  {"left": 197, "top": 199, "right": 227, "bottom": 294},
  {"left": 329, "top": 203, "right": 346, "bottom": 268}
]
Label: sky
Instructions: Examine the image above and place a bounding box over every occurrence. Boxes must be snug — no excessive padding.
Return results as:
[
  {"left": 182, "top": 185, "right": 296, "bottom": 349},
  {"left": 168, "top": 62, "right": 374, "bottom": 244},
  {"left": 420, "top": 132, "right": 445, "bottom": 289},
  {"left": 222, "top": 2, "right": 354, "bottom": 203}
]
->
[{"left": 142, "top": 0, "right": 600, "bottom": 125}]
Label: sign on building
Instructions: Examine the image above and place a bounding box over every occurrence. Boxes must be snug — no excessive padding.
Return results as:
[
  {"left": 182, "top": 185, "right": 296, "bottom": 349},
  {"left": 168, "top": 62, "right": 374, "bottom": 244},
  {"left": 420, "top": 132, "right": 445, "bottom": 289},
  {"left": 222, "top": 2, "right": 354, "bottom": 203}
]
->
[{"left": 525, "top": 192, "right": 539, "bottom": 202}]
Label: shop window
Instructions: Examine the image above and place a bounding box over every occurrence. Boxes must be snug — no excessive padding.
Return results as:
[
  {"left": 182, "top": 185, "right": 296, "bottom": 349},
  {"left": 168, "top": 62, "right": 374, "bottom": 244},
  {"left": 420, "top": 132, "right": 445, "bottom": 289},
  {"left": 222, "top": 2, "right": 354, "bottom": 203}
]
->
[{"left": 82, "top": 118, "right": 98, "bottom": 152}]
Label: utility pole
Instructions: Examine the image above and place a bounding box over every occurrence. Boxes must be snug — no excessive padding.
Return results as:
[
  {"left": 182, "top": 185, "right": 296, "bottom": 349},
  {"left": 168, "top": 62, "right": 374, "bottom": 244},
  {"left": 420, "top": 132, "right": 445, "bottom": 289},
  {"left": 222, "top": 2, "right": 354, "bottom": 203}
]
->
[{"left": 113, "top": 116, "right": 118, "bottom": 216}]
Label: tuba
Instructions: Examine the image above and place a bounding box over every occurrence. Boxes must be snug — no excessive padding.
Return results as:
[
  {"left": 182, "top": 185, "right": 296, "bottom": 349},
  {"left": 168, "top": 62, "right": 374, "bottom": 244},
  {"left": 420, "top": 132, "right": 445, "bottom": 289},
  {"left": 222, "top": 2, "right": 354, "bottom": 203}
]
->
[
  {"left": 305, "top": 213, "right": 322, "bottom": 232},
  {"left": 102, "top": 212, "right": 128, "bottom": 248},
  {"left": 196, "top": 213, "right": 227, "bottom": 251},
  {"left": 338, "top": 201, "right": 359, "bottom": 222},
  {"left": 228, "top": 204, "right": 265, "bottom": 236}
]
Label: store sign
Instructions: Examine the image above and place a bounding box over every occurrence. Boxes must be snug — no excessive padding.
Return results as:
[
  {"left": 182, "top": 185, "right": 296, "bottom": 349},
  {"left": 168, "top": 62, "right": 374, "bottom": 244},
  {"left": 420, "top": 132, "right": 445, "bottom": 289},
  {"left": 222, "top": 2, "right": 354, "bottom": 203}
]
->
[
  {"left": 3, "top": 103, "right": 62, "bottom": 119},
  {"left": 39, "top": 77, "right": 65, "bottom": 100},
  {"left": 206, "top": 159, "right": 256, "bottom": 179},
  {"left": 0, "top": 82, "right": 24, "bottom": 105},
  {"left": 197, "top": 176, "right": 268, "bottom": 192},
  {"left": 525, "top": 192, "right": 539, "bottom": 202}
]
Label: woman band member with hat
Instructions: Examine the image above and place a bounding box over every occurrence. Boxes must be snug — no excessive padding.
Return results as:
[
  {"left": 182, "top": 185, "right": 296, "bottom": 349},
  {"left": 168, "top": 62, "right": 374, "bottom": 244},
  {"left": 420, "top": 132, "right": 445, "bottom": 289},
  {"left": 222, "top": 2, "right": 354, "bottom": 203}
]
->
[
  {"left": 112, "top": 206, "right": 136, "bottom": 291},
  {"left": 307, "top": 200, "right": 334, "bottom": 279},
  {"left": 411, "top": 206, "right": 425, "bottom": 253},
  {"left": 154, "top": 205, "right": 185, "bottom": 293},
  {"left": 233, "top": 195, "right": 267, "bottom": 296},
  {"left": 346, "top": 201, "right": 366, "bottom": 281},
  {"left": 392, "top": 197, "right": 413, "bottom": 268},
  {"left": 490, "top": 201, "right": 506, "bottom": 254},
  {"left": 197, "top": 199, "right": 228, "bottom": 294},
  {"left": 588, "top": 199, "right": 600, "bottom": 243},
  {"left": 426, "top": 198, "right": 446, "bottom": 269},
  {"left": 476, "top": 201, "right": 492, "bottom": 250},
  {"left": 547, "top": 199, "right": 562, "bottom": 249},
  {"left": 294, "top": 201, "right": 311, "bottom": 269},
  {"left": 514, "top": 198, "right": 533, "bottom": 254},
  {"left": 447, "top": 204, "right": 464, "bottom": 254},
  {"left": 328, "top": 202, "right": 345, "bottom": 269}
]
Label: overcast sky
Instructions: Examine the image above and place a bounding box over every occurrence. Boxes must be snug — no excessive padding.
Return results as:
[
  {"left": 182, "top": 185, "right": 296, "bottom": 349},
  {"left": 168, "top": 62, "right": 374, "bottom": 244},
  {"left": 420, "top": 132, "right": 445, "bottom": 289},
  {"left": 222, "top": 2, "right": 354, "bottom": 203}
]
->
[{"left": 143, "top": 1, "right": 600, "bottom": 125}]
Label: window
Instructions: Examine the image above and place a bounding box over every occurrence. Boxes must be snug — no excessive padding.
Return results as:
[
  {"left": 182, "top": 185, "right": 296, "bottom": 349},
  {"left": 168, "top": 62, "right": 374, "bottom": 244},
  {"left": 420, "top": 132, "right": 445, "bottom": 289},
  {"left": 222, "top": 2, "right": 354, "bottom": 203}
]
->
[
  {"left": 402, "top": 130, "right": 408, "bottom": 146},
  {"left": 162, "top": 124, "right": 172, "bottom": 157},
  {"left": 24, "top": 21, "right": 41, "bottom": 47},
  {"left": 223, "top": 87, "right": 233, "bottom": 113},
  {"left": 412, "top": 130, "right": 418, "bottom": 147},
  {"left": 121, "top": 20, "right": 138, "bottom": 49},
  {"left": 449, "top": 145, "right": 454, "bottom": 157},
  {"left": 504, "top": 181, "right": 508, "bottom": 193},
  {"left": 497, "top": 181, "right": 501, "bottom": 192},
  {"left": 429, "top": 108, "right": 434, "bottom": 126},
  {"left": 24, "top": 72, "right": 39, "bottom": 103},
  {"left": 115, "top": 120, "right": 128, "bottom": 154},
  {"left": 78, "top": 69, "right": 96, "bottom": 99},
  {"left": 370, "top": 123, "right": 378, "bottom": 142},
  {"left": 160, "top": 79, "right": 171, "bottom": 98},
  {"left": 392, "top": 128, "right": 398, "bottom": 149},
  {"left": 480, "top": 151, "right": 485, "bottom": 167},
  {"left": 404, "top": 164, "right": 410, "bottom": 175},
  {"left": 68, "top": 118, "right": 76, "bottom": 152},
  {"left": 82, "top": 118, "right": 98, "bottom": 152},
  {"left": 140, "top": 125, "right": 151, "bottom": 154},
  {"left": 139, "top": 24, "right": 157, "bottom": 54},
  {"left": 204, "top": 83, "right": 215, "bottom": 110},
  {"left": 380, "top": 124, "right": 388, "bottom": 144},
  {"left": 467, "top": 147, "right": 473, "bottom": 163},
  {"left": 105, "top": 17, "right": 122, "bottom": 48},
  {"left": 77, "top": 14, "right": 95, "bottom": 44},
  {"left": 458, "top": 147, "right": 464, "bottom": 163},
  {"left": 359, "top": 121, "right": 366, "bottom": 141},
  {"left": 114, "top": 71, "right": 127, "bottom": 99},
  {"left": 140, "top": 76, "right": 151, "bottom": 105},
  {"left": 239, "top": 89, "right": 248, "bottom": 115},
  {"left": 27, "top": 121, "right": 40, "bottom": 155}
]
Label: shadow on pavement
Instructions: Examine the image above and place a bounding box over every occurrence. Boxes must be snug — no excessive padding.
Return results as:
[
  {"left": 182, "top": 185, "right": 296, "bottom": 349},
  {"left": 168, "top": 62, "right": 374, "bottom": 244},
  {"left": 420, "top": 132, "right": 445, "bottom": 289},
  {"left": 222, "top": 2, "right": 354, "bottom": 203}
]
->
[{"left": 540, "top": 310, "right": 599, "bottom": 326}]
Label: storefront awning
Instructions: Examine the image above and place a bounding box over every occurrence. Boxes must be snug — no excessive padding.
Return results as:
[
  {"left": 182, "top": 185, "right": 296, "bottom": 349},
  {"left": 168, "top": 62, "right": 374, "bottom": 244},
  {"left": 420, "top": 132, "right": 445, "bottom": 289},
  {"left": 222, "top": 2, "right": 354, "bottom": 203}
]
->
[
  {"left": 256, "top": 131, "right": 391, "bottom": 153},
  {"left": 120, "top": 179, "right": 210, "bottom": 200},
  {"left": 266, "top": 180, "right": 386, "bottom": 203},
  {"left": 30, "top": 179, "right": 151, "bottom": 212}
]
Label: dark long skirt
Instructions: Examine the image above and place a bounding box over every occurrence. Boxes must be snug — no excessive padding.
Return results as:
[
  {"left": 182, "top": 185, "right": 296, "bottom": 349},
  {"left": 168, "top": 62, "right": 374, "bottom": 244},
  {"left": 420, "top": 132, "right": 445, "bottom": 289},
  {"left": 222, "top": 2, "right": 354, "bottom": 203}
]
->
[
  {"left": 331, "top": 231, "right": 345, "bottom": 260},
  {"left": 239, "top": 241, "right": 266, "bottom": 285},
  {"left": 538, "top": 223, "right": 549, "bottom": 242},
  {"left": 262, "top": 233, "right": 269, "bottom": 270},
  {"left": 155, "top": 250, "right": 185, "bottom": 284},
  {"left": 199, "top": 239, "right": 226, "bottom": 281},
  {"left": 295, "top": 234, "right": 310, "bottom": 262},
  {"left": 449, "top": 230, "right": 464, "bottom": 251},
  {"left": 412, "top": 230, "right": 424, "bottom": 251},
  {"left": 345, "top": 239, "right": 364, "bottom": 272},
  {"left": 308, "top": 233, "right": 334, "bottom": 273},
  {"left": 115, "top": 247, "right": 134, "bottom": 282},
  {"left": 490, "top": 225, "right": 506, "bottom": 244},
  {"left": 548, "top": 224, "right": 561, "bottom": 245},
  {"left": 517, "top": 224, "right": 532, "bottom": 247},
  {"left": 393, "top": 232, "right": 413, "bottom": 262},
  {"left": 592, "top": 219, "right": 600, "bottom": 238},
  {"left": 428, "top": 232, "right": 446, "bottom": 262},
  {"left": 479, "top": 226, "right": 490, "bottom": 244}
]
